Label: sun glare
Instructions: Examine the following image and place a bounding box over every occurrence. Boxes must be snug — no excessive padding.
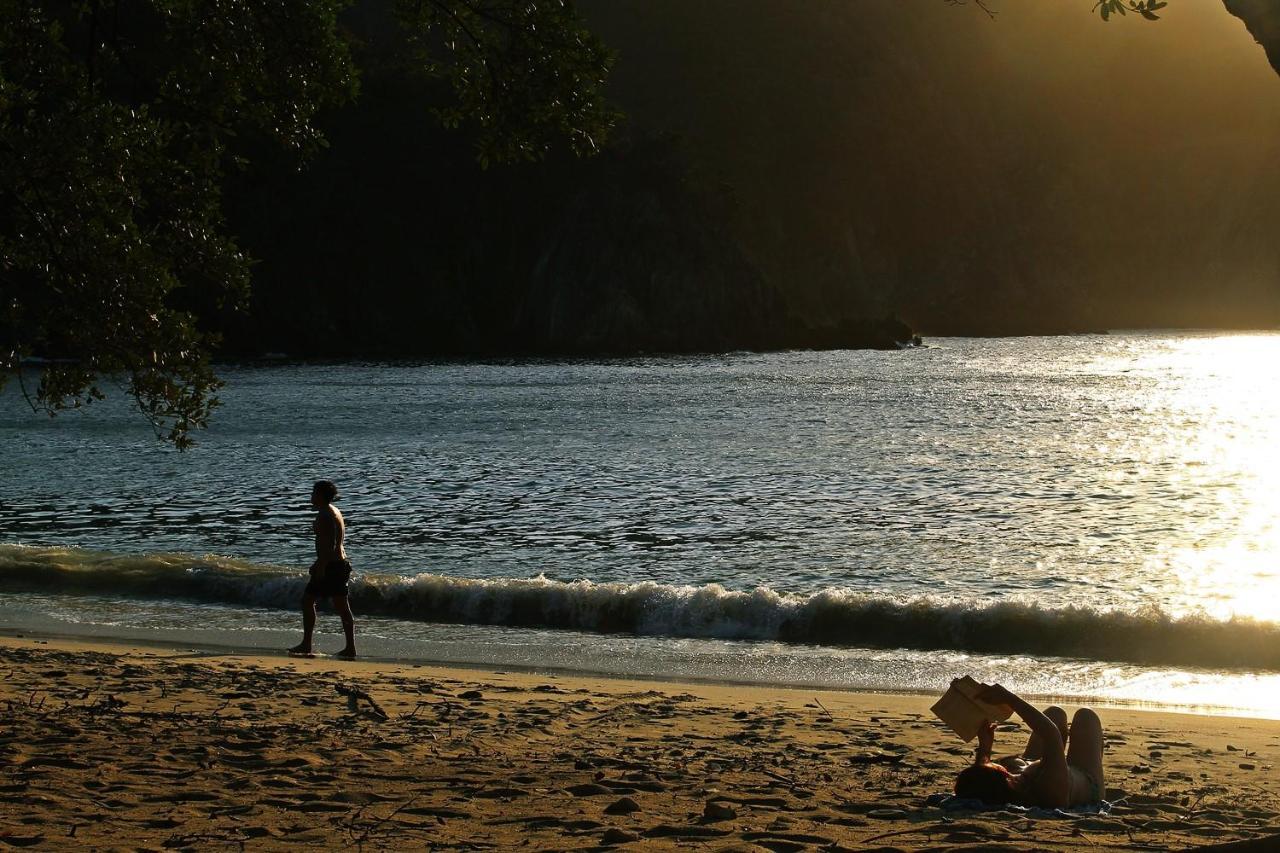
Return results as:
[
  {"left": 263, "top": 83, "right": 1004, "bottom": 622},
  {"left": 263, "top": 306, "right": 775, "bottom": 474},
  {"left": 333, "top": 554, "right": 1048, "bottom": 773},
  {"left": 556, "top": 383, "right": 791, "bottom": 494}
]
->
[{"left": 1149, "top": 335, "right": 1280, "bottom": 622}]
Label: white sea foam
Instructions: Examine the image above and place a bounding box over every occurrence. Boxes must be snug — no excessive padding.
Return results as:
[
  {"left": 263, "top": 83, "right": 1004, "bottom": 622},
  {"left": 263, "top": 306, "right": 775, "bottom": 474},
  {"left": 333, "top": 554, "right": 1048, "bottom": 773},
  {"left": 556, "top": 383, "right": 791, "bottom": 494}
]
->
[{"left": 3, "top": 544, "right": 1278, "bottom": 670}]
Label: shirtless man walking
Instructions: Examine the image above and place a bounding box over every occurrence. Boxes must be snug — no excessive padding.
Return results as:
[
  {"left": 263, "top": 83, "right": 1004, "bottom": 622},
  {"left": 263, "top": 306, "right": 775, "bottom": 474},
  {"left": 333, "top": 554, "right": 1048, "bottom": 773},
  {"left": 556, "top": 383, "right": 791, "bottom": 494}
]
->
[{"left": 289, "top": 479, "right": 356, "bottom": 658}]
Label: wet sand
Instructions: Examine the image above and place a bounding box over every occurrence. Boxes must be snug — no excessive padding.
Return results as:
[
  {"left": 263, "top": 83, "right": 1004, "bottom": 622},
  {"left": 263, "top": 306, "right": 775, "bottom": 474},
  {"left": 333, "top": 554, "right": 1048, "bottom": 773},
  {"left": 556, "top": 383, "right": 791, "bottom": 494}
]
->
[{"left": 2, "top": 635, "right": 1278, "bottom": 851}]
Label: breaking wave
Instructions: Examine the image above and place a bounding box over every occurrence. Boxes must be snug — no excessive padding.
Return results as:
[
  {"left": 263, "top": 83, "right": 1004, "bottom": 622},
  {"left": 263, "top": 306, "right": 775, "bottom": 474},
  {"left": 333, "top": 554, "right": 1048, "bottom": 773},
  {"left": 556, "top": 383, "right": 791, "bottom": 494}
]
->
[{"left": 3, "top": 544, "right": 1279, "bottom": 670}]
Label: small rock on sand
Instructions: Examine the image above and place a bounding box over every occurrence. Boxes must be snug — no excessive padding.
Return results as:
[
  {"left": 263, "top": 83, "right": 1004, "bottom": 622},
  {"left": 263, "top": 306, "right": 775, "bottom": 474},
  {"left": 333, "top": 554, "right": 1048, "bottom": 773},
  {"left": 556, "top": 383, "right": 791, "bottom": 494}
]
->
[
  {"left": 601, "top": 828, "right": 640, "bottom": 844},
  {"left": 704, "top": 801, "right": 737, "bottom": 821},
  {"left": 567, "top": 783, "right": 612, "bottom": 797},
  {"left": 604, "top": 797, "right": 641, "bottom": 815}
]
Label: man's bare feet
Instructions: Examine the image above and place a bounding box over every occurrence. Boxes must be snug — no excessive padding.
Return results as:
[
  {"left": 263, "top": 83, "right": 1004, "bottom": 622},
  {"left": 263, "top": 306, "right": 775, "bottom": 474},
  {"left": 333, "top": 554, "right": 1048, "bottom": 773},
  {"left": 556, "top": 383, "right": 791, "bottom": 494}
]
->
[
  {"left": 334, "top": 647, "right": 356, "bottom": 660},
  {"left": 288, "top": 643, "right": 314, "bottom": 657}
]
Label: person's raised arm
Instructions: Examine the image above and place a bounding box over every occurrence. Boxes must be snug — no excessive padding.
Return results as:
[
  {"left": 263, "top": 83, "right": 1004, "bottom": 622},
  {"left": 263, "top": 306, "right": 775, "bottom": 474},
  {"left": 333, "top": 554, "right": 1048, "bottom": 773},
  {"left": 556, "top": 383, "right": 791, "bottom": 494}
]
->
[
  {"left": 978, "top": 684, "right": 1063, "bottom": 753},
  {"left": 974, "top": 720, "right": 997, "bottom": 766}
]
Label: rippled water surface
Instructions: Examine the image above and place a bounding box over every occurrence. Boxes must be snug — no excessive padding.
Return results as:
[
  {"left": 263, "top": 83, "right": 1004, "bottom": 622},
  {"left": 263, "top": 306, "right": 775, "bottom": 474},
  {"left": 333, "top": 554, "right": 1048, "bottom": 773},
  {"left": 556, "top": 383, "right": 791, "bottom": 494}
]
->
[
  {"left": 6, "top": 333, "right": 1279, "bottom": 615},
  {"left": 3, "top": 332, "right": 1280, "bottom": 712}
]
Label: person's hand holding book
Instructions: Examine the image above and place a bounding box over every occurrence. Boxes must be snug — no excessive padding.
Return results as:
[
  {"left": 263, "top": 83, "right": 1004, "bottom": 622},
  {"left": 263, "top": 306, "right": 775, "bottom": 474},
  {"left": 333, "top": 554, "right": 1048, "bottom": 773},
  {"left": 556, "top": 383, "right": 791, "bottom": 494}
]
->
[
  {"left": 930, "top": 676, "right": 1016, "bottom": 742},
  {"left": 976, "top": 683, "right": 1016, "bottom": 708},
  {"left": 977, "top": 720, "right": 997, "bottom": 752},
  {"left": 974, "top": 719, "right": 997, "bottom": 764}
]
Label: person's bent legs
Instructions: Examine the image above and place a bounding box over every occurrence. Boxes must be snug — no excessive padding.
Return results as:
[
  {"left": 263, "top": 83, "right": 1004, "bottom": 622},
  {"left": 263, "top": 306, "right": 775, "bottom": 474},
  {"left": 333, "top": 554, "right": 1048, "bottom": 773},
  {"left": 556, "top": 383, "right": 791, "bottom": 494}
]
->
[
  {"left": 1066, "top": 707, "right": 1105, "bottom": 793},
  {"left": 290, "top": 593, "right": 318, "bottom": 654},
  {"left": 333, "top": 594, "right": 356, "bottom": 659},
  {"left": 1022, "top": 705, "right": 1069, "bottom": 761}
]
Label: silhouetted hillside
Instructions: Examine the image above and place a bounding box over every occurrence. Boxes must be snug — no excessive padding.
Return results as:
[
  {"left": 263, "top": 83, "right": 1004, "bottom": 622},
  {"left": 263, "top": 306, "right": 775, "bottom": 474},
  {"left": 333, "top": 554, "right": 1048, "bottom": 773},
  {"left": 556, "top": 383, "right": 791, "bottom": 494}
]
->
[
  {"left": 215, "top": 1, "right": 1280, "bottom": 357},
  {"left": 583, "top": 0, "right": 1280, "bottom": 334},
  {"left": 218, "top": 5, "right": 913, "bottom": 356}
]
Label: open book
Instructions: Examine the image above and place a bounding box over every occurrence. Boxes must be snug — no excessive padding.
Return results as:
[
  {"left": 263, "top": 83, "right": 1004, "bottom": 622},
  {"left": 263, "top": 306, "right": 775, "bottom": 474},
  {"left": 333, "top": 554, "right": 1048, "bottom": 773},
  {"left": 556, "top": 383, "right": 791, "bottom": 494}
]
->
[{"left": 930, "top": 676, "right": 1014, "bottom": 742}]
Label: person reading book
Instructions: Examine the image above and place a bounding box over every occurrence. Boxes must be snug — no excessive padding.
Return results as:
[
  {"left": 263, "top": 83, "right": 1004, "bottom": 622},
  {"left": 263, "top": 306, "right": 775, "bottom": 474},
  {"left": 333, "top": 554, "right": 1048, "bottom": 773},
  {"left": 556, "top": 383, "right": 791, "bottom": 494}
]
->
[{"left": 953, "top": 683, "right": 1106, "bottom": 808}]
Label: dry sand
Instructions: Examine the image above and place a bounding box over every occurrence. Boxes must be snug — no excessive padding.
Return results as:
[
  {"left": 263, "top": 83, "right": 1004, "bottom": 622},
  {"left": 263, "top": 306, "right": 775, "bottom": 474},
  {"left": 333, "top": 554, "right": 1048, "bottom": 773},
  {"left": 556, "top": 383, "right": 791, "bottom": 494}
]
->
[{"left": 2, "top": 634, "right": 1279, "bottom": 851}]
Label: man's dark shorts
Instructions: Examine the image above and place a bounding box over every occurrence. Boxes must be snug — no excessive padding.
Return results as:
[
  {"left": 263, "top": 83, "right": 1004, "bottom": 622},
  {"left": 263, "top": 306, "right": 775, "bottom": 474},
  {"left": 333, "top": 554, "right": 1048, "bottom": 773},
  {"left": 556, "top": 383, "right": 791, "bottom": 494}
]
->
[{"left": 304, "top": 559, "right": 352, "bottom": 599}]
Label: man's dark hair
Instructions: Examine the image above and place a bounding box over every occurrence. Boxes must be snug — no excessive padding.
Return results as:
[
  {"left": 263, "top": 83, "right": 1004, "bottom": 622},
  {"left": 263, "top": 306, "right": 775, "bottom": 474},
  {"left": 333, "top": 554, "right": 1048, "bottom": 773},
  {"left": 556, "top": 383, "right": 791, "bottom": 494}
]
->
[
  {"left": 313, "top": 480, "right": 339, "bottom": 502},
  {"left": 955, "top": 764, "right": 1016, "bottom": 804}
]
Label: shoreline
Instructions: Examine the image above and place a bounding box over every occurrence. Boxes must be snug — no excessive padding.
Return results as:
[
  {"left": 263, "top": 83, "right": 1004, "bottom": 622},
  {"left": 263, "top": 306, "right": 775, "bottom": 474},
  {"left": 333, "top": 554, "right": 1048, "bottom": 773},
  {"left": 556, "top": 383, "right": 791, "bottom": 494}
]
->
[
  {"left": 2, "top": 617, "right": 1280, "bottom": 722},
  {"left": 5, "top": 624, "right": 1279, "bottom": 724},
  {"left": 3, "top": 634, "right": 1280, "bottom": 850}
]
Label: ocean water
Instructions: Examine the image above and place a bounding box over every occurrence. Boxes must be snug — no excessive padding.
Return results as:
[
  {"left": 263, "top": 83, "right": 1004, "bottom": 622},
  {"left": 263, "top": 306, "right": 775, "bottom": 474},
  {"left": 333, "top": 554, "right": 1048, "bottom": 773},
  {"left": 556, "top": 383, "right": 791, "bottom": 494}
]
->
[{"left": 3, "top": 332, "right": 1279, "bottom": 716}]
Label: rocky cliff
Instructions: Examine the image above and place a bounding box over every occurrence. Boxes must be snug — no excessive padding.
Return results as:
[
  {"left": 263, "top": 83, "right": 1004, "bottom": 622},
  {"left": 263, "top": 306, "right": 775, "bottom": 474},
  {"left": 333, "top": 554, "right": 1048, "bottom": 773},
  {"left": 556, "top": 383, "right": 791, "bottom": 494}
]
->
[{"left": 1225, "top": 0, "right": 1280, "bottom": 77}]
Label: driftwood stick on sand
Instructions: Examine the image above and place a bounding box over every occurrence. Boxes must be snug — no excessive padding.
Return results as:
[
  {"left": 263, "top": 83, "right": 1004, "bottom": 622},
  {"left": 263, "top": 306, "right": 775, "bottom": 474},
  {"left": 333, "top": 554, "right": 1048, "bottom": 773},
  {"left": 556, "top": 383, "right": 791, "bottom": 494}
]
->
[
  {"left": 764, "top": 768, "right": 799, "bottom": 788},
  {"left": 860, "top": 824, "right": 936, "bottom": 846},
  {"left": 337, "top": 683, "right": 388, "bottom": 719},
  {"left": 352, "top": 796, "right": 420, "bottom": 850}
]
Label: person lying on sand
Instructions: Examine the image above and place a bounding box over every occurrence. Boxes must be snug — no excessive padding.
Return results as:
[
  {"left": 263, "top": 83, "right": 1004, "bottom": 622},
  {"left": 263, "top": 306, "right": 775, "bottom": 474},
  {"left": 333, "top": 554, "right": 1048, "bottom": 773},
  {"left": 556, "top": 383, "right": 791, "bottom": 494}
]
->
[
  {"left": 289, "top": 479, "right": 356, "bottom": 659},
  {"left": 954, "top": 683, "right": 1105, "bottom": 808}
]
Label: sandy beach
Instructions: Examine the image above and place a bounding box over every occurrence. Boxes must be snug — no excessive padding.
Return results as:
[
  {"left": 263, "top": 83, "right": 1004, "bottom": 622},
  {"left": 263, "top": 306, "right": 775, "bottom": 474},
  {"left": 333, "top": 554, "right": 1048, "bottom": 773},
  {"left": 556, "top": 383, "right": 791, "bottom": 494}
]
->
[{"left": 1, "top": 635, "right": 1278, "bottom": 851}]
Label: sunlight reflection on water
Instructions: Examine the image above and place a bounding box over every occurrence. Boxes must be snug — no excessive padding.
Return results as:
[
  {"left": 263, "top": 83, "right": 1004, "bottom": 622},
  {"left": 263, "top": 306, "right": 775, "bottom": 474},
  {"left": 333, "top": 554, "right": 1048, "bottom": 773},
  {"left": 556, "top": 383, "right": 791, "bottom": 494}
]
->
[{"left": 1126, "top": 335, "right": 1280, "bottom": 621}]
